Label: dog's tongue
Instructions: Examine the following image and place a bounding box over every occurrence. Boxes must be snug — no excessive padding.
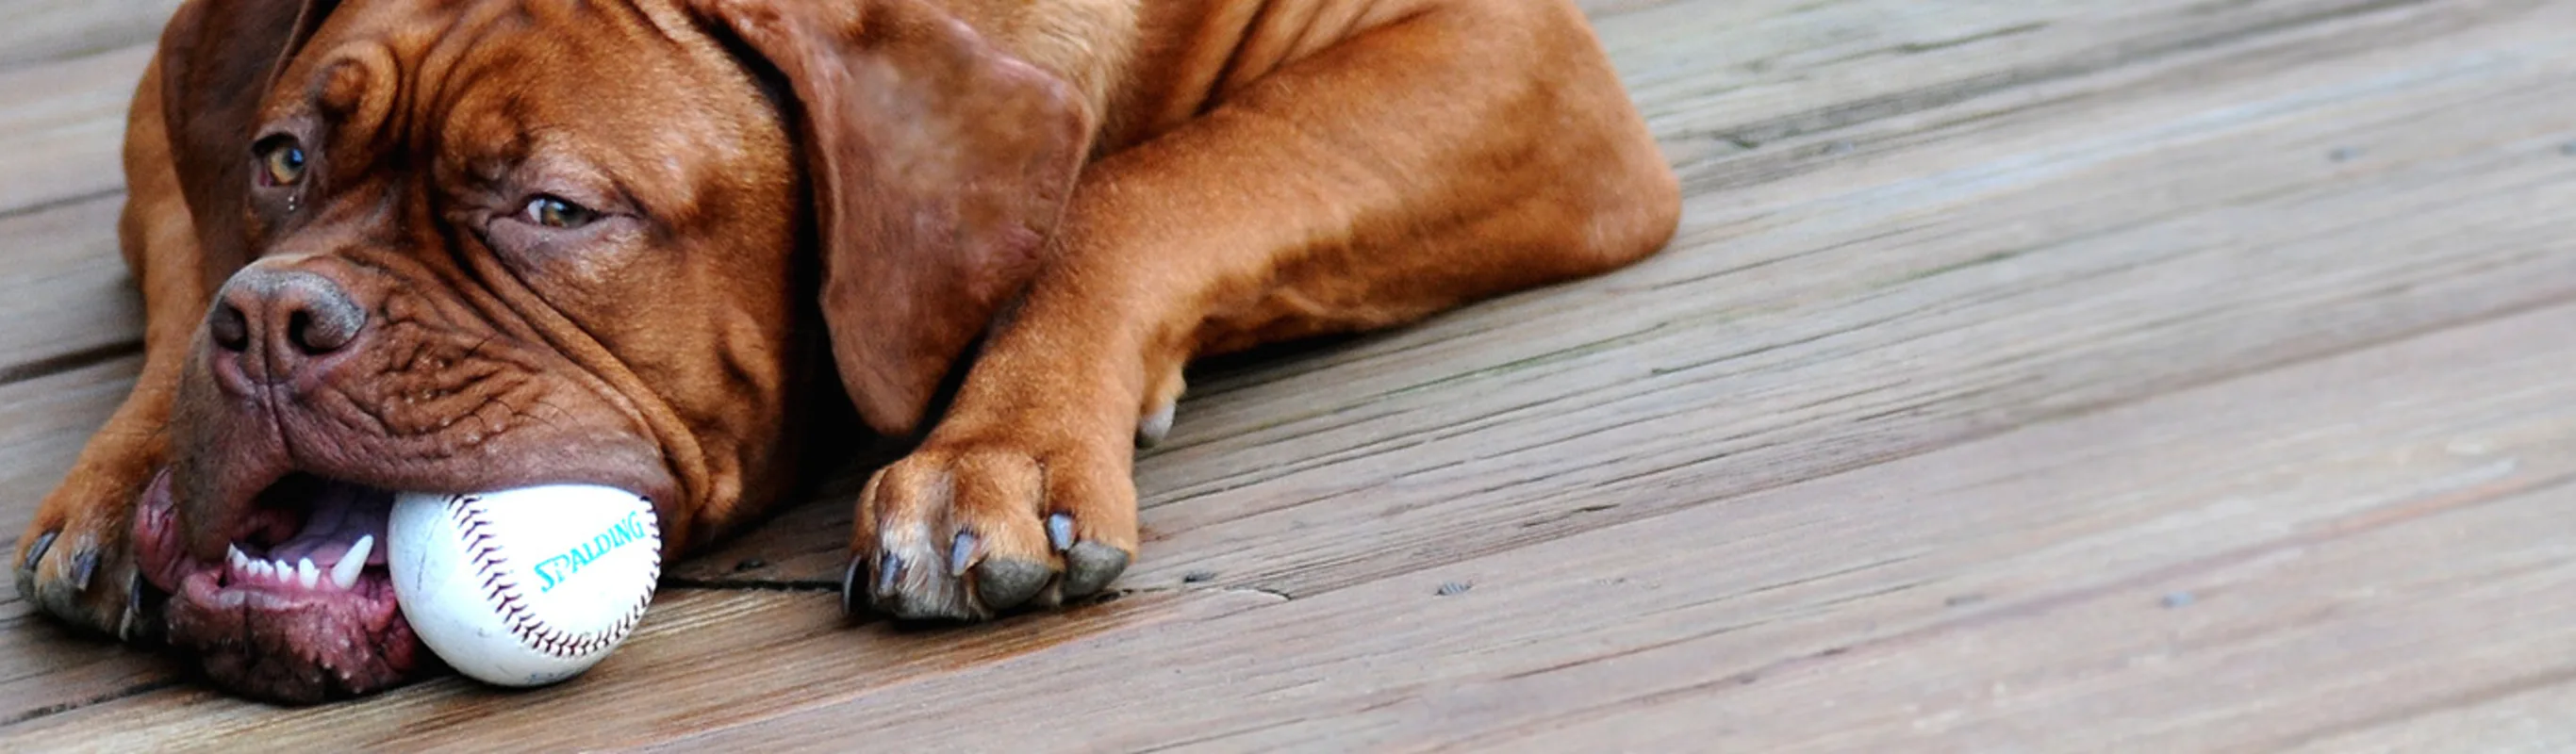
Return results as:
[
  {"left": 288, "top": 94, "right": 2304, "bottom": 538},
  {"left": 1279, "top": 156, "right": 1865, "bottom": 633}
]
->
[{"left": 265, "top": 482, "right": 394, "bottom": 567}]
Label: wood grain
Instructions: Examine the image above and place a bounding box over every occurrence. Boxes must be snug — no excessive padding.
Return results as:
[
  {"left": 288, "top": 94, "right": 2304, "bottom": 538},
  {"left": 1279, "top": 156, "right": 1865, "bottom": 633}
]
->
[
  {"left": 0, "top": 358, "right": 166, "bottom": 728},
  {"left": 0, "top": 197, "right": 140, "bottom": 381},
  {"left": 0, "top": 45, "right": 147, "bottom": 222},
  {"left": 0, "top": 588, "right": 1283, "bottom": 749},
  {"left": 681, "top": 0, "right": 2576, "bottom": 598},
  {"left": 653, "top": 299, "right": 2576, "bottom": 752},
  {"left": 2, "top": 0, "right": 2574, "bottom": 747},
  {"left": 0, "top": 359, "right": 136, "bottom": 539},
  {"left": 0, "top": 0, "right": 175, "bottom": 71}
]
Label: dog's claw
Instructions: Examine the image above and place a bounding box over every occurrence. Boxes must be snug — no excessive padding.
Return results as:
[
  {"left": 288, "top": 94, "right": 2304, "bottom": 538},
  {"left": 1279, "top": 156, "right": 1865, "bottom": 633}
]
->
[
  {"left": 22, "top": 530, "right": 58, "bottom": 573},
  {"left": 855, "top": 440, "right": 1139, "bottom": 622},
  {"left": 1062, "top": 541, "right": 1130, "bottom": 598},
  {"left": 872, "top": 550, "right": 902, "bottom": 599},
  {"left": 840, "top": 556, "right": 866, "bottom": 617},
  {"left": 121, "top": 570, "right": 163, "bottom": 643},
  {"left": 1046, "top": 513, "right": 1075, "bottom": 552},
  {"left": 949, "top": 532, "right": 980, "bottom": 577},
  {"left": 973, "top": 558, "right": 1052, "bottom": 612},
  {"left": 17, "top": 526, "right": 146, "bottom": 640},
  {"left": 70, "top": 548, "right": 99, "bottom": 592}
]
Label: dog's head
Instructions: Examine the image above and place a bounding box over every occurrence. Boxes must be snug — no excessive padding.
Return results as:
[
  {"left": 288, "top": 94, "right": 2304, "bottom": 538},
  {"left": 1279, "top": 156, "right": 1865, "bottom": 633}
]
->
[{"left": 130, "top": 0, "right": 1086, "bottom": 702}]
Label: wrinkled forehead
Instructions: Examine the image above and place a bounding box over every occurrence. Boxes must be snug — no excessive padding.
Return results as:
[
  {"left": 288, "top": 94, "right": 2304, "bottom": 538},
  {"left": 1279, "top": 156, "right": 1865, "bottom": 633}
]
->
[
  {"left": 262, "top": 0, "right": 779, "bottom": 196},
  {"left": 273, "top": 0, "right": 690, "bottom": 125}
]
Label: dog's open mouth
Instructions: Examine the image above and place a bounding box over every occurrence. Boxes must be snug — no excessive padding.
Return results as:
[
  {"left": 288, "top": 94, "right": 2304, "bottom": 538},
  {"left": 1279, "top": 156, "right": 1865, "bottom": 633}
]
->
[{"left": 135, "top": 469, "right": 432, "bottom": 703}]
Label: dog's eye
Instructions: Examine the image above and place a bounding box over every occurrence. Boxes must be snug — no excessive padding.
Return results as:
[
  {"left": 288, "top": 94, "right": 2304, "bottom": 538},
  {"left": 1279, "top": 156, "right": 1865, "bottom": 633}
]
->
[
  {"left": 255, "top": 136, "right": 307, "bottom": 188},
  {"left": 522, "top": 195, "right": 599, "bottom": 229}
]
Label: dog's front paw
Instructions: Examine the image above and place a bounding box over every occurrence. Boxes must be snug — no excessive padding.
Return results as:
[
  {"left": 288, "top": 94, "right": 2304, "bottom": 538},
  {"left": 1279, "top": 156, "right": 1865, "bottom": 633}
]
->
[
  {"left": 845, "top": 432, "right": 1138, "bottom": 621},
  {"left": 16, "top": 466, "right": 162, "bottom": 642}
]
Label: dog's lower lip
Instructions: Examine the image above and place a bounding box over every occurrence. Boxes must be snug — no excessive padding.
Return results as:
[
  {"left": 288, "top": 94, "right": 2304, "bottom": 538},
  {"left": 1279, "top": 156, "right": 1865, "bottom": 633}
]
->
[{"left": 147, "top": 470, "right": 432, "bottom": 701}]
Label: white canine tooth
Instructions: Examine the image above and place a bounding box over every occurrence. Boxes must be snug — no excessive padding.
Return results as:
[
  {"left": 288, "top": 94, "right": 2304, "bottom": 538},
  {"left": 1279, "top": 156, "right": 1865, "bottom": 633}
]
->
[
  {"left": 228, "top": 545, "right": 248, "bottom": 571},
  {"left": 297, "top": 557, "right": 319, "bottom": 589},
  {"left": 331, "top": 535, "right": 372, "bottom": 590}
]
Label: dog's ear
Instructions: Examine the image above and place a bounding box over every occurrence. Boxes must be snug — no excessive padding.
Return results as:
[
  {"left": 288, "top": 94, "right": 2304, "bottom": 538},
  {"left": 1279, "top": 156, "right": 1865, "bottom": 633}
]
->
[
  {"left": 157, "top": 0, "right": 340, "bottom": 285},
  {"left": 688, "top": 0, "right": 1089, "bottom": 437}
]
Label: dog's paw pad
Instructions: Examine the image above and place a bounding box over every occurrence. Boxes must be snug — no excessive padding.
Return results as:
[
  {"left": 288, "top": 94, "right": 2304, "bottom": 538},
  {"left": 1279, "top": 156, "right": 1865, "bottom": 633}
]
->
[
  {"left": 1062, "top": 541, "right": 1130, "bottom": 598},
  {"left": 972, "top": 557, "right": 1054, "bottom": 611},
  {"left": 17, "top": 527, "right": 150, "bottom": 641},
  {"left": 847, "top": 441, "right": 1138, "bottom": 622}
]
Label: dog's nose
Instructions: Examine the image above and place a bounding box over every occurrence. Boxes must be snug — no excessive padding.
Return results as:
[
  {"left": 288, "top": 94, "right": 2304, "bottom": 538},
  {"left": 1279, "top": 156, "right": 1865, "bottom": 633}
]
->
[{"left": 208, "top": 268, "right": 370, "bottom": 380}]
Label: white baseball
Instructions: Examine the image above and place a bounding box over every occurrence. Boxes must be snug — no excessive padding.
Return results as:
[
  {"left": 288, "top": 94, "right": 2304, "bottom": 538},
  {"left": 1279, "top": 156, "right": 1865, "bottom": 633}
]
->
[{"left": 388, "top": 484, "right": 662, "bottom": 687}]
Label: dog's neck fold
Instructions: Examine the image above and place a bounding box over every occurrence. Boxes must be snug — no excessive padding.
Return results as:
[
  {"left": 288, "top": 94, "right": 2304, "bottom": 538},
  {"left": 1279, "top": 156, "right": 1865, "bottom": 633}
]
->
[{"left": 926, "top": 0, "right": 1139, "bottom": 137}]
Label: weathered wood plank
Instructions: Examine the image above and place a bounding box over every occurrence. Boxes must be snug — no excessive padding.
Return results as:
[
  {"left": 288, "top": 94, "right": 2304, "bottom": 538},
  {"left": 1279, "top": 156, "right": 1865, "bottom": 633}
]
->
[
  {"left": 0, "top": 588, "right": 1281, "bottom": 748},
  {"left": 0, "top": 0, "right": 176, "bottom": 72},
  {"left": 1593, "top": 0, "right": 2469, "bottom": 191},
  {"left": 2282, "top": 677, "right": 2576, "bottom": 753},
  {"left": 1496, "top": 483, "right": 2576, "bottom": 751},
  {"left": 0, "top": 358, "right": 136, "bottom": 541},
  {"left": 0, "top": 45, "right": 147, "bottom": 220},
  {"left": 649, "top": 299, "right": 2576, "bottom": 751},
  {"left": 674, "top": 0, "right": 2576, "bottom": 604},
  {"left": 2, "top": 0, "right": 2572, "bottom": 746},
  {"left": 1123, "top": 0, "right": 2576, "bottom": 597},
  {"left": 671, "top": 0, "right": 2276, "bottom": 580},
  {"left": 0, "top": 357, "right": 170, "bottom": 727},
  {"left": 1186, "top": 0, "right": 2551, "bottom": 407},
  {"left": 0, "top": 1, "right": 158, "bottom": 382},
  {"left": 0, "top": 196, "right": 140, "bottom": 381}
]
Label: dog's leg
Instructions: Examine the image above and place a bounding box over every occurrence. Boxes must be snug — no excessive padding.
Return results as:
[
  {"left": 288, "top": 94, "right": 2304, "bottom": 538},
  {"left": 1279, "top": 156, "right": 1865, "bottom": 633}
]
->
[
  {"left": 849, "top": 0, "right": 1679, "bottom": 619},
  {"left": 15, "top": 57, "right": 213, "bottom": 640}
]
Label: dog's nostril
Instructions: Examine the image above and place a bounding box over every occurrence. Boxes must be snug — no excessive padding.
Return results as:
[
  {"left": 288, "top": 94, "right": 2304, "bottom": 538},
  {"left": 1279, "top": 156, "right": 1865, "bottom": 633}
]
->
[
  {"left": 286, "top": 311, "right": 317, "bottom": 353},
  {"left": 287, "top": 305, "right": 362, "bottom": 355},
  {"left": 210, "top": 303, "right": 251, "bottom": 352},
  {"left": 209, "top": 269, "right": 369, "bottom": 362}
]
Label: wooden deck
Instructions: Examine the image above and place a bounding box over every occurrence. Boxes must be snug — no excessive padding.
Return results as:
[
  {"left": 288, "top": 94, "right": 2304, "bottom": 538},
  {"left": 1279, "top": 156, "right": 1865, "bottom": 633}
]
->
[{"left": 6, "top": 0, "right": 2576, "bottom": 748}]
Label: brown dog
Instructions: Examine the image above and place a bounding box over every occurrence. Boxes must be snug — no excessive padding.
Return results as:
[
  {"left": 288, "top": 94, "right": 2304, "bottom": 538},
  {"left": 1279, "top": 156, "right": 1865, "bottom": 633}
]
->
[{"left": 12, "top": 0, "right": 1676, "bottom": 702}]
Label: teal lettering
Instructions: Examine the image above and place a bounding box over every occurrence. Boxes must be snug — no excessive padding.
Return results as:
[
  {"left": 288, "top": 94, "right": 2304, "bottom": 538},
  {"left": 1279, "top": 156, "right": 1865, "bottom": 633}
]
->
[
  {"left": 537, "top": 556, "right": 570, "bottom": 591},
  {"left": 536, "top": 511, "right": 652, "bottom": 593}
]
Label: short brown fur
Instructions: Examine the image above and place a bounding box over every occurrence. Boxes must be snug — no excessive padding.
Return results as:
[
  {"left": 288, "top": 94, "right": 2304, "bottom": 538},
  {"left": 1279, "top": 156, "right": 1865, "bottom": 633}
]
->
[{"left": 15, "top": 0, "right": 1677, "bottom": 702}]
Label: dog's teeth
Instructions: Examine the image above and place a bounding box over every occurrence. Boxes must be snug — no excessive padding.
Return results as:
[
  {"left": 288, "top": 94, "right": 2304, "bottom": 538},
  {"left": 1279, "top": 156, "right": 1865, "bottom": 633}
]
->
[
  {"left": 297, "top": 558, "right": 319, "bottom": 589},
  {"left": 330, "top": 535, "right": 371, "bottom": 590},
  {"left": 270, "top": 559, "right": 290, "bottom": 581},
  {"left": 227, "top": 545, "right": 248, "bottom": 572},
  {"left": 247, "top": 559, "right": 271, "bottom": 580}
]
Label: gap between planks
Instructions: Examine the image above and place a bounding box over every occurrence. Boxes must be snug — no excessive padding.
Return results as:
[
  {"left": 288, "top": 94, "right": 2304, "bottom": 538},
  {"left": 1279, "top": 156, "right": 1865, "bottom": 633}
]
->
[
  {"left": 0, "top": 0, "right": 2481, "bottom": 387},
  {"left": 13, "top": 265, "right": 2576, "bottom": 748},
  {"left": 649, "top": 287, "right": 2576, "bottom": 750},
  {"left": 680, "top": 0, "right": 2576, "bottom": 601},
  {"left": 0, "top": 0, "right": 2566, "bottom": 741}
]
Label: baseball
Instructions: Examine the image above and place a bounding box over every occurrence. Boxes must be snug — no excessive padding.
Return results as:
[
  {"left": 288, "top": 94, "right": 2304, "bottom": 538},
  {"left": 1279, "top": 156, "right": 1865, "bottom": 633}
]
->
[{"left": 388, "top": 484, "right": 662, "bottom": 687}]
